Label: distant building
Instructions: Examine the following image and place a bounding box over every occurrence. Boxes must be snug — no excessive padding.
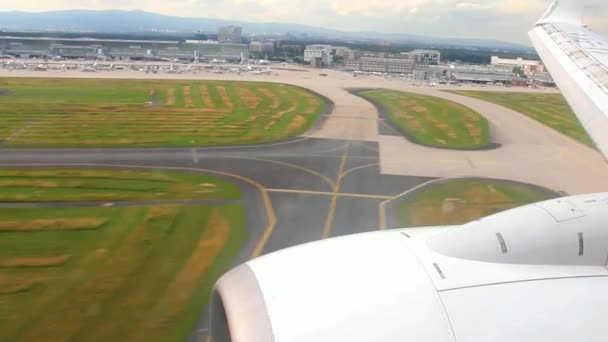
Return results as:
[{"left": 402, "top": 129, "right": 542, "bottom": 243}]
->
[
  {"left": 445, "top": 63, "right": 517, "bottom": 84},
  {"left": 218, "top": 26, "right": 243, "bottom": 44},
  {"left": 491, "top": 56, "right": 545, "bottom": 76},
  {"left": 249, "top": 41, "right": 275, "bottom": 56},
  {"left": 413, "top": 67, "right": 432, "bottom": 81},
  {"left": 343, "top": 49, "right": 440, "bottom": 74},
  {"left": 407, "top": 49, "right": 441, "bottom": 64},
  {"left": 332, "top": 46, "right": 351, "bottom": 58},
  {"left": 304, "top": 44, "right": 333, "bottom": 67},
  {"left": 0, "top": 36, "right": 249, "bottom": 62},
  {"left": 345, "top": 51, "right": 415, "bottom": 74},
  {"left": 531, "top": 73, "right": 556, "bottom": 87},
  {"left": 49, "top": 45, "right": 101, "bottom": 58}
]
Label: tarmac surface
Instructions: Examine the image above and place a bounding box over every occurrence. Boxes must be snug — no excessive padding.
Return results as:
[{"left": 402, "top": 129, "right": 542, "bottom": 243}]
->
[
  {"left": 2, "top": 65, "right": 608, "bottom": 341},
  {"left": 0, "top": 138, "right": 431, "bottom": 257}
]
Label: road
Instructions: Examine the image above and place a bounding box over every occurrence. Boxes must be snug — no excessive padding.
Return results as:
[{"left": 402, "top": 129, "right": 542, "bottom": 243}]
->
[{"left": 2, "top": 67, "right": 608, "bottom": 341}]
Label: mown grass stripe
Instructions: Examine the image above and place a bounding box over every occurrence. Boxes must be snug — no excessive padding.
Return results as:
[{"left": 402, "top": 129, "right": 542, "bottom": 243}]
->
[{"left": 0, "top": 78, "right": 325, "bottom": 147}]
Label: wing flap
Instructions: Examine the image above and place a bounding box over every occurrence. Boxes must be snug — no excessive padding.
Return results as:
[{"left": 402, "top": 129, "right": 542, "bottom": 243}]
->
[{"left": 529, "top": 0, "right": 608, "bottom": 159}]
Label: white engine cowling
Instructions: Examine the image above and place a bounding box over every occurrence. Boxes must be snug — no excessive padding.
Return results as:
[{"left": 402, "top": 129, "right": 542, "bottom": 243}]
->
[{"left": 210, "top": 193, "right": 608, "bottom": 342}]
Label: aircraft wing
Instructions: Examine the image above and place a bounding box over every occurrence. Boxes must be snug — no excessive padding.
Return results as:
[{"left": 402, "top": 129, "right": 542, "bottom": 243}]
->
[{"left": 529, "top": 0, "right": 608, "bottom": 158}]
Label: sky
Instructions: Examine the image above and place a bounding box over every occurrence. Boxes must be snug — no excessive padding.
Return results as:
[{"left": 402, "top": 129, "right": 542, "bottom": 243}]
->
[{"left": 2, "top": 0, "right": 607, "bottom": 44}]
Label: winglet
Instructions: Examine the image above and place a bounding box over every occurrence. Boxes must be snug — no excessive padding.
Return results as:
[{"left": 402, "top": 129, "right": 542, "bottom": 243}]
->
[{"left": 537, "top": 0, "right": 585, "bottom": 26}]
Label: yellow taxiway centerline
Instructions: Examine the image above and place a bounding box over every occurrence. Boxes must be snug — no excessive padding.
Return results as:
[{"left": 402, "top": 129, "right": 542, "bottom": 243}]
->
[{"left": 322, "top": 140, "right": 352, "bottom": 239}]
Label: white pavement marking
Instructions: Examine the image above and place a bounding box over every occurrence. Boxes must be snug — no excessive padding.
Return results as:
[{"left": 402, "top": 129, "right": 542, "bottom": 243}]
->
[
  {"left": 191, "top": 148, "right": 199, "bottom": 164},
  {"left": 379, "top": 178, "right": 447, "bottom": 229},
  {"left": 341, "top": 163, "right": 381, "bottom": 179}
]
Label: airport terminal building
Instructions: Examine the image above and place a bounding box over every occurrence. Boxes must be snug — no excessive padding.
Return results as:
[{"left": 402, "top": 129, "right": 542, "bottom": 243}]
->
[
  {"left": 344, "top": 50, "right": 441, "bottom": 74},
  {"left": 0, "top": 36, "right": 249, "bottom": 62}
]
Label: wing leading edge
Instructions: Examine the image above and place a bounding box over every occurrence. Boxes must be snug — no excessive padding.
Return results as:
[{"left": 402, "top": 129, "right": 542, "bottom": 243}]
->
[{"left": 529, "top": 0, "right": 608, "bottom": 159}]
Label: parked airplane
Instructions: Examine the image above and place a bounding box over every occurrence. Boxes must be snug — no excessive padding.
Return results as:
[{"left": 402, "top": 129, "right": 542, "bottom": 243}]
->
[
  {"left": 209, "top": 1, "right": 608, "bottom": 341},
  {"left": 253, "top": 67, "right": 272, "bottom": 75}
]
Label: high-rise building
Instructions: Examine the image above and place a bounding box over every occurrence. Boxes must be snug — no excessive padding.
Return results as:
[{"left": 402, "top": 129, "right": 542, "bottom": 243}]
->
[
  {"left": 218, "top": 26, "right": 243, "bottom": 44},
  {"left": 304, "top": 45, "right": 333, "bottom": 67}
]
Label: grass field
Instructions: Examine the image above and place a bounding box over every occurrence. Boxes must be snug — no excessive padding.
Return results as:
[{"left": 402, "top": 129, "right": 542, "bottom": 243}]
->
[
  {"left": 358, "top": 89, "right": 490, "bottom": 149},
  {"left": 0, "top": 169, "right": 246, "bottom": 342},
  {"left": 0, "top": 168, "right": 240, "bottom": 202},
  {"left": 399, "top": 179, "right": 554, "bottom": 227},
  {"left": 0, "top": 78, "right": 326, "bottom": 147},
  {"left": 449, "top": 90, "right": 594, "bottom": 147}
]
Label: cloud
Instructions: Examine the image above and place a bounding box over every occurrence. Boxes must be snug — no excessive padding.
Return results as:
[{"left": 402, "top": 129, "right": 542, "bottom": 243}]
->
[
  {"left": 497, "top": 0, "right": 547, "bottom": 14},
  {"left": 454, "top": 1, "right": 493, "bottom": 10},
  {"left": 1, "top": 0, "right": 608, "bottom": 44}
]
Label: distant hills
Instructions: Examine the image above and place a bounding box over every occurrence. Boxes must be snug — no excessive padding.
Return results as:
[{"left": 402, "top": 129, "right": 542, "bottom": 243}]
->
[{"left": 0, "top": 10, "right": 532, "bottom": 52}]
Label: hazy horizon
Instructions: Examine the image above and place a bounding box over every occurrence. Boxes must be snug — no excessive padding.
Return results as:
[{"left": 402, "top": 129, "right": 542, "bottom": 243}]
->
[{"left": 1, "top": 0, "right": 607, "bottom": 44}]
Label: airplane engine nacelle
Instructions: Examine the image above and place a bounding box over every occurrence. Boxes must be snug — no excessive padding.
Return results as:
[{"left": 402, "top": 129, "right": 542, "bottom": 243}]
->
[{"left": 210, "top": 193, "right": 608, "bottom": 342}]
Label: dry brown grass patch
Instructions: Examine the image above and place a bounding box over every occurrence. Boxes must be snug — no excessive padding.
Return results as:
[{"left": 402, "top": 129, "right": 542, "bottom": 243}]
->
[
  {"left": 216, "top": 86, "right": 235, "bottom": 110},
  {"left": 129, "top": 209, "right": 231, "bottom": 341},
  {"left": 166, "top": 88, "right": 176, "bottom": 106},
  {"left": 0, "top": 180, "right": 61, "bottom": 188},
  {"left": 464, "top": 186, "right": 511, "bottom": 205},
  {"left": 419, "top": 111, "right": 457, "bottom": 139},
  {"left": 258, "top": 87, "right": 281, "bottom": 109},
  {"left": 287, "top": 115, "right": 307, "bottom": 132},
  {"left": 408, "top": 185, "right": 514, "bottom": 226},
  {"left": 0, "top": 279, "right": 41, "bottom": 295},
  {"left": 0, "top": 218, "right": 108, "bottom": 232},
  {"left": 199, "top": 85, "right": 215, "bottom": 108},
  {"left": 397, "top": 112, "right": 422, "bottom": 131},
  {"left": 271, "top": 101, "right": 298, "bottom": 120},
  {"left": 463, "top": 114, "right": 483, "bottom": 143},
  {"left": 307, "top": 96, "right": 321, "bottom": 108},
  {"left": 146, "top": 206, "right": 178, "bottom": 221},
  {"left": 0, "top": 255, "right": 71, "bottom": 268},
  {"left": 61, "top": 105, "right": 129, "bottom": 112},
  {"left": 183, "top": 86, "right": 193, "bottom": 108},
  {"left": 263, "top": 100, "right": 298, "bottom": 130},
  {"left": 410, "top": 105, "right": 429, "bottom": 114},
  {"left": 237, "top": 87, "right": 262, "bottom": 109},
  {"left": 16, "top": 212, "right": 158, "bottom": 341},
  {"left": 246, "top": 114, "right": 263, "bottom": 123}
]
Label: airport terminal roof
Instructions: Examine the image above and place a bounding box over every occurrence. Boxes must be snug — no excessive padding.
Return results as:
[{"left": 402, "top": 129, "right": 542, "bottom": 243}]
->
[
  {"left": 0, "top": 36, "right": 177, "bottom": 44},
  {"left": 453, "top": 72, "right": 515, "bottom": 82}
]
